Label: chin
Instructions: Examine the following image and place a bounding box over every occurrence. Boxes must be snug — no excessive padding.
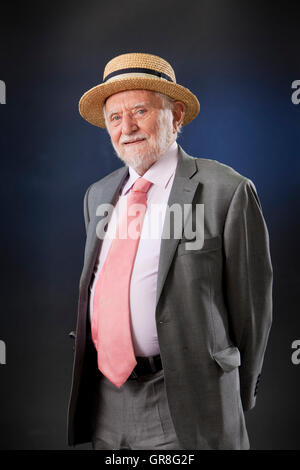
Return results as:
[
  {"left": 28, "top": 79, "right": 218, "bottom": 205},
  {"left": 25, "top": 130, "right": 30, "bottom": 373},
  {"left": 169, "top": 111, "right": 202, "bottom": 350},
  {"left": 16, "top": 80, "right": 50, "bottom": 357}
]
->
[{"left": 118, "top": 148, "right": 159, "bottom": 170}]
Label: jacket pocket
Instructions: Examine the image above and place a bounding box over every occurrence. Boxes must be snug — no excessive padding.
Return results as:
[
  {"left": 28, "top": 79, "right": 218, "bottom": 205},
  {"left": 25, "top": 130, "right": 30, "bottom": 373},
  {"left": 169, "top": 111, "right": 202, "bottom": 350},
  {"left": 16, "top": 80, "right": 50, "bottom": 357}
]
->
[{"left": 213, "top": 346, "right": 241, "bottom": 372}]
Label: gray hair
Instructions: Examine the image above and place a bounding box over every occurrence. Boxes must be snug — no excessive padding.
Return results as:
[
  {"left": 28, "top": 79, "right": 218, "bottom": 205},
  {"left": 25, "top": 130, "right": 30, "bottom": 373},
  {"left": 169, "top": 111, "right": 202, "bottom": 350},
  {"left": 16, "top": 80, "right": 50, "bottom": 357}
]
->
[{"left": 154, "top": 92, "right": 184, "bottom": 135}]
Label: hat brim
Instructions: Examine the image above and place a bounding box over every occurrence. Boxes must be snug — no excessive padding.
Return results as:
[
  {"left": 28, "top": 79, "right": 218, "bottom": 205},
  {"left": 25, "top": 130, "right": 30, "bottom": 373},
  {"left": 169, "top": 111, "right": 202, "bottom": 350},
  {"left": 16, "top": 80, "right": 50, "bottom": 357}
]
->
[{"left": 78, "top": 76, "right": 200, "bottom": 128}]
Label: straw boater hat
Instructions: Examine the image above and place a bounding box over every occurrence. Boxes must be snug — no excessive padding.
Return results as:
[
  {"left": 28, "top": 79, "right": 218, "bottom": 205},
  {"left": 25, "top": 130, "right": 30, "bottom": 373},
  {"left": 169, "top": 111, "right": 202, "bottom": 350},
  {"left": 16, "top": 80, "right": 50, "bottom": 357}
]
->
[{"left": 79, "top": 52, "right": 200, "bottom": 128}]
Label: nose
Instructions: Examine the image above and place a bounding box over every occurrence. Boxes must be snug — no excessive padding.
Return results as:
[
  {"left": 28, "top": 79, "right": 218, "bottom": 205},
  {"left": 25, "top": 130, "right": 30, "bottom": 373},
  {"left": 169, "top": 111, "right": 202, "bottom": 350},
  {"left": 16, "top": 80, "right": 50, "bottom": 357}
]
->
[{"left": 121, "top": 113, "right": 138, "bottom": 135}]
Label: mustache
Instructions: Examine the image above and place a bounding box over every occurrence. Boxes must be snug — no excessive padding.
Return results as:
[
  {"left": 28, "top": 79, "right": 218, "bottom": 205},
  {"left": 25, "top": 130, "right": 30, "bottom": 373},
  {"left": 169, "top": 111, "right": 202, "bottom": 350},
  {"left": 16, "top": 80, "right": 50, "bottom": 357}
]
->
[{"left": 119, "top": 135, "right": 148, "bottom": 144}]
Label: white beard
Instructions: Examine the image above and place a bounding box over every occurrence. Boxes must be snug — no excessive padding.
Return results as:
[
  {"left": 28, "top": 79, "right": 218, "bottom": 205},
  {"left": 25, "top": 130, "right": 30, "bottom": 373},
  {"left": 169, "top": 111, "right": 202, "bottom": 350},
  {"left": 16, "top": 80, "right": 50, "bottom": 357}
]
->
[{"left": 110, "top": 108, "right": 175, "bottom": 174}]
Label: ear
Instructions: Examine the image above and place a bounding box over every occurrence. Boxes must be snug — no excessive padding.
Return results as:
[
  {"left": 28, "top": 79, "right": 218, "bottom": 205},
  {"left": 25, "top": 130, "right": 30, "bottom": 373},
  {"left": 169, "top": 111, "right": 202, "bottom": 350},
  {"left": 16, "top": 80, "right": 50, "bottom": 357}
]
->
[{"left": 172, "top": 101, "right": 185, "bottom": 132}]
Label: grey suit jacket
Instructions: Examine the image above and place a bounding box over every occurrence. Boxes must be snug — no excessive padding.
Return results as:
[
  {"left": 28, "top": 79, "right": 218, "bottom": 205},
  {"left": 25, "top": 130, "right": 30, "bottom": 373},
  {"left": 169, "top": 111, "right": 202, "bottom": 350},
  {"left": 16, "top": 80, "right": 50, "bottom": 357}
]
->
[{"left": 67, "top": 145, "right": 273, "bottom": 449}]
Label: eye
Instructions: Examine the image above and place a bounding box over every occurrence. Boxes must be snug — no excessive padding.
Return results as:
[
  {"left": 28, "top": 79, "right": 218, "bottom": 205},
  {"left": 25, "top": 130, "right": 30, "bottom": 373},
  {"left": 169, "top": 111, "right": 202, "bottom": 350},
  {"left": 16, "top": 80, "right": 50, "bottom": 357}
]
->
[
  {"left": 137, "top": 109, "right": 146, "bottom": 115},
  {"left": 111, "top": 115, "right": 120, "bottom": 121}
]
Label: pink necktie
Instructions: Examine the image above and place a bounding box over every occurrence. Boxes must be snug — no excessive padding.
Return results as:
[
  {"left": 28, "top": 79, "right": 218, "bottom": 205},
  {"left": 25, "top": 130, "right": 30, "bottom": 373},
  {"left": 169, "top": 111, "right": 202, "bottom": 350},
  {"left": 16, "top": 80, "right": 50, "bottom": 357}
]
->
[{"left": 91, "top": 177, "right": 153, "bottom": 388}]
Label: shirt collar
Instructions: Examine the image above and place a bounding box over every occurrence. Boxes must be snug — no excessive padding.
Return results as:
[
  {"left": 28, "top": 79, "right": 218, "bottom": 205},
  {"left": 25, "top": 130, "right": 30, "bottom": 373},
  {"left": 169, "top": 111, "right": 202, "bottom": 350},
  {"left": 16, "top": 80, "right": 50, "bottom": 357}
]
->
[{"left": 121, "top": 140, "right": 178, "bottom": 195}]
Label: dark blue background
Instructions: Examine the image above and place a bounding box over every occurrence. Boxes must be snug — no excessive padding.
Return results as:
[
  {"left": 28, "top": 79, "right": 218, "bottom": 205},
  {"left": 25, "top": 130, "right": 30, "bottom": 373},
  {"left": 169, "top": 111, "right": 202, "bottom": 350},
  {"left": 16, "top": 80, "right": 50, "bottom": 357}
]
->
[{"left": 0, "top": 0, "right": 299, "bottom": 449}]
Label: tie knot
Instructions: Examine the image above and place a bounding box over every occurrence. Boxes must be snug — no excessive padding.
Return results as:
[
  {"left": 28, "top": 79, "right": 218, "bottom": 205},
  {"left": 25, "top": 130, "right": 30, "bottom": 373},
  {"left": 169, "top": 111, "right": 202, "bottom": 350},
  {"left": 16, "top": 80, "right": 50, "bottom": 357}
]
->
[{"left": 132, "top": 177, "right": 152, "bottom": 194}]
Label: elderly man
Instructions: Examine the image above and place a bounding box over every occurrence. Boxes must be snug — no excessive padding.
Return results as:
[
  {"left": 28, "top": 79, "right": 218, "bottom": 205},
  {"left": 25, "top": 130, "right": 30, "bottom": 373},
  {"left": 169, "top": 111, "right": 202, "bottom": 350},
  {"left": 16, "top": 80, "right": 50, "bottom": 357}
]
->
[{"left": 67, "top": 53, "right": 273, "bottom": 450}]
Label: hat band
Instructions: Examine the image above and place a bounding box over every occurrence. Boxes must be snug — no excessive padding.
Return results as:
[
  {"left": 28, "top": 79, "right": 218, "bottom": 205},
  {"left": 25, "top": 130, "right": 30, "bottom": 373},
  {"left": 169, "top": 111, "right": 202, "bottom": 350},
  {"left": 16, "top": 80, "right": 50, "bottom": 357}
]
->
[{"left": 104, "top": 67, "right": 174, "bottom": 83}]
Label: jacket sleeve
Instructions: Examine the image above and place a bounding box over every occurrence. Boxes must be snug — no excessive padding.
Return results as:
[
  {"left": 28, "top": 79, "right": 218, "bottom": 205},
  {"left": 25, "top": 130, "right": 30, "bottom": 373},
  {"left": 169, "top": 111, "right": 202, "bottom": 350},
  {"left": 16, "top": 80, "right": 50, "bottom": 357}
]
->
[
  {"left": 223, "top": 178, "right": 273, "bottom": 411},
  {"left": 83, "top": 183, "right": 93, "bottom": 234}
]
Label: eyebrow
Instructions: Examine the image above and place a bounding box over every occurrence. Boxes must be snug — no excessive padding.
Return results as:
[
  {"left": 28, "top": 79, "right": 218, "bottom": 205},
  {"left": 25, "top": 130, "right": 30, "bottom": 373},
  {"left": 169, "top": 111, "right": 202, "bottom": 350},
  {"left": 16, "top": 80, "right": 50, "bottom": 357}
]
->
[{"left": 107, "top": 101, "right": 149, "bottom": 120}]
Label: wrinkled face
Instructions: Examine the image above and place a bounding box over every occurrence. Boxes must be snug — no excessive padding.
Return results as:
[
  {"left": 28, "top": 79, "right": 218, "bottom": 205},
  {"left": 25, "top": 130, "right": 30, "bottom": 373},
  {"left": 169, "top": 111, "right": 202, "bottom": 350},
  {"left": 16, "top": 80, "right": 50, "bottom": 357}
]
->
[{"left": 104, "top": 89, "right": 177, "bottom": 174}]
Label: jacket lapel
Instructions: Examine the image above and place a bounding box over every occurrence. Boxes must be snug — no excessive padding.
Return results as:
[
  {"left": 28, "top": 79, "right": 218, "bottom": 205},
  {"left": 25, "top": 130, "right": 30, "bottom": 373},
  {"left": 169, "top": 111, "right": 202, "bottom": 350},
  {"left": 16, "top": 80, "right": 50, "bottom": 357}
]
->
[
  {"left": 155, "top": 145, "right": 199, "bottom": 307},
  {"left": 81, "top": 165, "right": 129, "bottom": 290}
]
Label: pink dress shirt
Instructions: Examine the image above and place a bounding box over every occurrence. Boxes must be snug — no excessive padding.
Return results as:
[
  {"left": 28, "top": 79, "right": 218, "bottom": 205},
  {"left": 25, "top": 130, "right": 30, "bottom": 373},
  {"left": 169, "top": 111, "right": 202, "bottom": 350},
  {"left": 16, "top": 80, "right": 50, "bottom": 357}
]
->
[{"left": 89, "top": 141, "right": 179, "bottom": 356}]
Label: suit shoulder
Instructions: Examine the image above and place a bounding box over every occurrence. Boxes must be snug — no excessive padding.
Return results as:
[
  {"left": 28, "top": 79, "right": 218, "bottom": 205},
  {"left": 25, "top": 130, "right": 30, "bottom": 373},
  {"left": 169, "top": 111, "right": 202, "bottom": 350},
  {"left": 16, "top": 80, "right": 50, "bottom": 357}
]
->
[
  {"left": 193, "top": 156, "right": 250, "bottom": 189},
  {"left": 85, "top": 165, "right": 126, "bottom": 195}
]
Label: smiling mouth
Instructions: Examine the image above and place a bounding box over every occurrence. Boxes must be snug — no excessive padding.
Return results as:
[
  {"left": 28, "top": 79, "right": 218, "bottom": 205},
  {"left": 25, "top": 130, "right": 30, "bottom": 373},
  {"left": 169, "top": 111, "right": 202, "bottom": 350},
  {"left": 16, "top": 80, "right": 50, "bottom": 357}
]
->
[{"left": 123, "top": 139, "right": 146, "bottom": 145}]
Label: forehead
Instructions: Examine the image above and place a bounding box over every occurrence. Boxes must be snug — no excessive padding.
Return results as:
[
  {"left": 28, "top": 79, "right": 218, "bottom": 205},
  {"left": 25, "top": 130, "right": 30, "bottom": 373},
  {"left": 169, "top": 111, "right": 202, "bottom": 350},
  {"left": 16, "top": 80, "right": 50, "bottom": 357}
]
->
[{"left": 105, "top": 89, "right": 161, "bottom": 111}]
